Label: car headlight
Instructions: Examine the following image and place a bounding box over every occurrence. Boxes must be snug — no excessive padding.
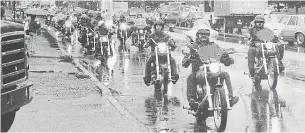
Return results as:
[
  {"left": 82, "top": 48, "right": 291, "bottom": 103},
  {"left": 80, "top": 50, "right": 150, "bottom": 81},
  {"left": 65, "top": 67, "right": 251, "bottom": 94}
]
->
[{"left": 88, "top": 33, "right": 92, "bottom": 36}]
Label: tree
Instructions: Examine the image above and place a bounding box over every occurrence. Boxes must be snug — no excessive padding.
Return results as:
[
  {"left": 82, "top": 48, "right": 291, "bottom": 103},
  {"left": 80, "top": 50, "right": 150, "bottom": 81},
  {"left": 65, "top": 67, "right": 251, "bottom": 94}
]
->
[{"left": 286, "top": 0, "right": 305, "bottom": 14}]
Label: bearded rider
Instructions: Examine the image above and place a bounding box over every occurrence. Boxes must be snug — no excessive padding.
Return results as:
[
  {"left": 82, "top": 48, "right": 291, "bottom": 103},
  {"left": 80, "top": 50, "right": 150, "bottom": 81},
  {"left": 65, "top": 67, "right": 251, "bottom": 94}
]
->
[
  {"left": 143, "top": 20, "right": 179, "bottom": 86},
  {"left": 248, "top": 15, "right": 285, "bottom": 86},
  {"left": 182, "top": 29, "right": 239, "bottom": 111}
]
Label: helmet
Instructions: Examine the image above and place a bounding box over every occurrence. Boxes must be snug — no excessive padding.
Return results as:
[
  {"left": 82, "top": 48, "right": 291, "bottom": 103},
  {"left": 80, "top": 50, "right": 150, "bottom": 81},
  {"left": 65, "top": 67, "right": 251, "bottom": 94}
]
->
[
  {"left": 254, "top": 15, "right": 265, "bottom": 22},
  {"left": 120, "top": 15, "right": 125, "bottom": 20},
  {"left": 153, "top": 20, "right": 164, "bottom": 30},
  {"left": 196, "top": 29, "right": 210, "bottom": 37}
]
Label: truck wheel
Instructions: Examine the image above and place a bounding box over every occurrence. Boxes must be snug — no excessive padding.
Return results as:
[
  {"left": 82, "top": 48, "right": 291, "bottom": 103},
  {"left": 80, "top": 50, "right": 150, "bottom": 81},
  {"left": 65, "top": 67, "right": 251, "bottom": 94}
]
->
[{"left": 1, "top": 111, "right": 16, "bottom": 132}]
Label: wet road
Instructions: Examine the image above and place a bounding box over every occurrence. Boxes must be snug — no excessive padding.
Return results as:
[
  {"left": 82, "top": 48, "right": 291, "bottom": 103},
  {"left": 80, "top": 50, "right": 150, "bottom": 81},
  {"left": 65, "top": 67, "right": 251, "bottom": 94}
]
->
[
  {"left": 106, "top": 31, "right": 305, "bottom": 132},
  {"left": 56, "top": 29, "right": 305, "bottom": 132}
]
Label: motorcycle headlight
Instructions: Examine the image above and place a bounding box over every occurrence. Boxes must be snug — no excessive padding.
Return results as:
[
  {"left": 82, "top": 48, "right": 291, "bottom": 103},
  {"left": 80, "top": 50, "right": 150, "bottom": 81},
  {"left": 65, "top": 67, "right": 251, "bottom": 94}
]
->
[
  {"left": 88, "top": 33, "right": 92, "bottom": 36},
  {"left": 139, "top": 29, "right": 144, "bottom": 34},
  {"left": 265, "top": 42, "right": 274, "bottom": 49},
  {"left": 95, "top": 34, "right": 99, "bottom": 38},
  {"left": 120, "top": 23, "right": 128, "bottom": 30},
  {"left": 101, "top": 36, "right": 109, "bottom": 42},
  {"left": 157, "top": 43, "right": 167, "bottom": 53},
  {"left": 209, "top": 63, "right": 220, "bottom": 73}
]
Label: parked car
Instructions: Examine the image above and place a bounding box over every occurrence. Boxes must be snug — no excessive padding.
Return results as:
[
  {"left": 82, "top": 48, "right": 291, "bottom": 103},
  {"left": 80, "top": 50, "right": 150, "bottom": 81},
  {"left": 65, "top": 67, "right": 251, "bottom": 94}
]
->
[
  {"left": 278, "top": 15, "right": 305, "bottom": 46},
  {"left": 173, "top": 18, "right": 219, "bottom": 41}
]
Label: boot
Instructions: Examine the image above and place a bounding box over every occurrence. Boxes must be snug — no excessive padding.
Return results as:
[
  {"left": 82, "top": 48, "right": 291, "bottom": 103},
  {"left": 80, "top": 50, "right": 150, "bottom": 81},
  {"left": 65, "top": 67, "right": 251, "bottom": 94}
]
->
[
  {"left": 279, "top": 61, "right": 285, "bottom": 73},
  {"left": 229, "top": 96, "right": 239, "bottom": 107},
  {"left": 171, "top": 74, "right": 179, "bottom": 84},
  {"left": 143, "top": 76, "right": 150, "bottom": 86}
]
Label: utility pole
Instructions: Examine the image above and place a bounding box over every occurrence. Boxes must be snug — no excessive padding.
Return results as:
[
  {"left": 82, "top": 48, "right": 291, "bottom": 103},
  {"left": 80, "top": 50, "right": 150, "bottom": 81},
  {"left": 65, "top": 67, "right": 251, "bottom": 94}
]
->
[{"left": 13, "top": 0, "right": 16, "bottom": 22}]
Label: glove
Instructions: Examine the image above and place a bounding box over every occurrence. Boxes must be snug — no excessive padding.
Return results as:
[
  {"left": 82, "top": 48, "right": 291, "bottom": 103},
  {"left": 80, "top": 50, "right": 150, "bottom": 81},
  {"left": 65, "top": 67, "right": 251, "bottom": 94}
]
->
[
  {"left": 189, "top": 99, "right": 198, "bottom": 111},
  {"left": 220, "top": 52, "right": 234, "bottom": 66}
]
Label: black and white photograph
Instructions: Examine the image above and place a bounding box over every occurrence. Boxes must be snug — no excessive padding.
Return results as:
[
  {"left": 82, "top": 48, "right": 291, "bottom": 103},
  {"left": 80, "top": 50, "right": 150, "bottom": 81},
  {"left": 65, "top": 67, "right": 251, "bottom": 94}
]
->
[{"left": 1, "top": 0, "right": 305, "bottom": 132}]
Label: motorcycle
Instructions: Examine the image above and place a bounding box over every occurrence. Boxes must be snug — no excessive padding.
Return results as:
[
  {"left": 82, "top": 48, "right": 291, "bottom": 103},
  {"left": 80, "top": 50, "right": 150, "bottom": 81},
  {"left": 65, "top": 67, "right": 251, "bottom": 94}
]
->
[
  {"left": 181, "top": 48, "right": 234, "bottom": 132},
  {"left": 133, "top": 26, "right": 151, "bottom": 52},
  {"left": 149, "top": 38, "right": 174, "bottom": 98},
  {"left": 118, "top": 22, "right": 131, "bottom": 53},
  {"left": 62, "top": 23, "right": 75, "bottom": 54},
  {"left": 245, "top": 28, "right": 279, "bottom": 90},
  {"left": 84, "top": 28, "right": 96, "bottom": 55}
]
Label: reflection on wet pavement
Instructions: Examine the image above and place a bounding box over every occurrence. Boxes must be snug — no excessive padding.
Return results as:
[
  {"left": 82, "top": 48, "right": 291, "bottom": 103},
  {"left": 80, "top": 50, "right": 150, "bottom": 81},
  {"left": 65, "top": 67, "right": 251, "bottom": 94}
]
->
[
  {"left": 109, "top": 50, "right": 209, "bottom": 132},
  {"left": 250, "top": 85, "right": 286, "bottom": 132}
]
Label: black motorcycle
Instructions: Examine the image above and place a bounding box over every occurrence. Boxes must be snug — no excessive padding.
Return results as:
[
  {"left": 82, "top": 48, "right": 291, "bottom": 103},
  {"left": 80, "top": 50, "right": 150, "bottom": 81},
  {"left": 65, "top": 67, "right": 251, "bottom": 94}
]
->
[{"left": 132, "top": 25, "right": 151, "bottom": 51}]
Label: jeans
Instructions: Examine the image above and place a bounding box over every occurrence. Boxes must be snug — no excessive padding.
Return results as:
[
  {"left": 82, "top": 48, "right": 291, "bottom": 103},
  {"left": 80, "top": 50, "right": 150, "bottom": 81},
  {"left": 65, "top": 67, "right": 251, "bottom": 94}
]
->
[
  {"left": 248, "top": 44, "right": 285, "bottom": 77},
  {"left": 186, "top": 70, "right": 234, "bottom": 103}
]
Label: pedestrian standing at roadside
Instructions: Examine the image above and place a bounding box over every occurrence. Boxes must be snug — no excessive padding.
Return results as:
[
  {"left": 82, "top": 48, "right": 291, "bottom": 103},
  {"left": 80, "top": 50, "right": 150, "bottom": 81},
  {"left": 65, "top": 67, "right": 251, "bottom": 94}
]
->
[
  {"left": 237, "top": 19, "right": 242, "bottom": 34},
  {"left": 25, "top": 15, "right": 41, "bottom": 55}
]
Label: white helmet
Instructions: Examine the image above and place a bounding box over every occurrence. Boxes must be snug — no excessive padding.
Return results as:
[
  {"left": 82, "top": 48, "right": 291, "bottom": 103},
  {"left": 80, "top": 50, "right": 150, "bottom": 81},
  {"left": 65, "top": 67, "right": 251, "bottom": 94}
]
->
[{"left": 98, "top": 20, "right": 104, "bottom": 26}]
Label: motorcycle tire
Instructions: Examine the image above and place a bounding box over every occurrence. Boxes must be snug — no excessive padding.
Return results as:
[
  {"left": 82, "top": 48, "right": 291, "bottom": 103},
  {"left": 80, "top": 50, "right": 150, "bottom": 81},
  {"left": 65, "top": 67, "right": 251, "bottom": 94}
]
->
[
  {"left": 213, "top": 87, "right": 228, "bottom": 132},
  {"left": 163, "top": 70, "right": 169, "bottom": 96},
  {"left": 267, "top": 58, "right": 278, "bottom": 90}
]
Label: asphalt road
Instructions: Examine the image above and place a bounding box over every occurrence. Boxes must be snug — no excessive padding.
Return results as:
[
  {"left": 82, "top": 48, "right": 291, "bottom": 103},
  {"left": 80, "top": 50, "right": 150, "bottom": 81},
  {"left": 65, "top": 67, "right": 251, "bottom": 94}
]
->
[
  {"left": 8, "top": 27, "right": 305, "bottom": 132},
  {"left": 105, "top": 31, "right": 305, "bottom": 132}
]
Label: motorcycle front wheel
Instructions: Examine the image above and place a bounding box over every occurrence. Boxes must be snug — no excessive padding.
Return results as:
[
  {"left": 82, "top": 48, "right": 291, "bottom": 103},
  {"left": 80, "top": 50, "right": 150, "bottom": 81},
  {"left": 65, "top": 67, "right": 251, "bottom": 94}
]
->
[
  {"left": 267, "top": 58, "right": 278, "bottom": 90},
  {"left": 213, "top": 87, "right": 228, "bottom": 132}
]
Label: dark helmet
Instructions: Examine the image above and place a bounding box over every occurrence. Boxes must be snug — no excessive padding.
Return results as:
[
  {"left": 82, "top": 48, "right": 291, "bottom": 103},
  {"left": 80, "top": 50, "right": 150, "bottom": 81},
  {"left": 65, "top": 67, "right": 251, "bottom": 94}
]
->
[
  {"left": 120, "top": 15, "right": 125, "bottom": 20},
  {"left": 196, "top": 28, "right": 210, "bottom": 37},
  {"left": 153, "top": 20, "right": 165, "bottom": 30},
  {"left": 254, "top": 15, "right": 265, "bottom": 23}
]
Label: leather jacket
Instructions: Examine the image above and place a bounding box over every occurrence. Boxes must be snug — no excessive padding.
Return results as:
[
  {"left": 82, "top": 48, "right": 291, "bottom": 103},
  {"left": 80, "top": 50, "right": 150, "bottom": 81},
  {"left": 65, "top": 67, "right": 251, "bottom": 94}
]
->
[{"left": 144, "top": 31, "right": 176, "bottom": 56}]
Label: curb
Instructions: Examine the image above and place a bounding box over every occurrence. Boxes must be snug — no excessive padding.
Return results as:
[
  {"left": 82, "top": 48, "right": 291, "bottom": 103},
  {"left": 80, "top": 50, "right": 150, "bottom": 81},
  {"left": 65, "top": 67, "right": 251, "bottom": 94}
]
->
[{"left": 44, "top": 27, "right": 151, "bottom": 132}]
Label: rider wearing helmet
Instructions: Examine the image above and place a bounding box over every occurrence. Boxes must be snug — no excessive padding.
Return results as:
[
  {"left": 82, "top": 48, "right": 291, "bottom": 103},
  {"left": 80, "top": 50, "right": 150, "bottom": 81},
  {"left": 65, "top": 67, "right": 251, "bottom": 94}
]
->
[
  {"left": 248, "top": 15, "right": 285, "bottom": 86},
  {"left": 182, "top": 28, "right": 239, "bottom": 112},
  {"left": 143, "top": 20, "right": 179, "bottom": 86}
]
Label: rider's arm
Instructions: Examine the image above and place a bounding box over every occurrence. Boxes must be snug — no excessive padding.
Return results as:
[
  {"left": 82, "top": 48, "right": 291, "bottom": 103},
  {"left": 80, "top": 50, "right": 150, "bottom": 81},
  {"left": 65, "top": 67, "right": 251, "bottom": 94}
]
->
[{"left": 182, "top": 55, "right": 191, "bottom": 68}]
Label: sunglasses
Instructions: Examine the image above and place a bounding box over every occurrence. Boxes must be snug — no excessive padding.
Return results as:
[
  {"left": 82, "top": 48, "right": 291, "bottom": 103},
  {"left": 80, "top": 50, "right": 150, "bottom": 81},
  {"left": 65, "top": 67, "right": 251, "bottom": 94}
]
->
[
  {"left": 255, "top": 21, "right": 264, "bottom": 24},
  {"left": 198, "top": 33, "right": 209, "bottom": 36}
]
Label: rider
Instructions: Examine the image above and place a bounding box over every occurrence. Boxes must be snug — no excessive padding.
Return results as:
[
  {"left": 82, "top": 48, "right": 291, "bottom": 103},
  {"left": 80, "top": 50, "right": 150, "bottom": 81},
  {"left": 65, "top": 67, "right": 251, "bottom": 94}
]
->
[
  {"left": 117, "top": 15, "right": 131, "bottom": 52},
  {"left": 182, "top": 28, "right": 239, "bottom": 111},
  {"left": 64, "top": 15, "right": 74, "bottom": 37},
  {"left": 248, "top": 15, "right": 285, "bottom": 85},
  {"left": 143, "top": 20, "right": 179, "bottom": 86},
  {"left": 94, "top": 19, "right": 114, "bottom": 56}
]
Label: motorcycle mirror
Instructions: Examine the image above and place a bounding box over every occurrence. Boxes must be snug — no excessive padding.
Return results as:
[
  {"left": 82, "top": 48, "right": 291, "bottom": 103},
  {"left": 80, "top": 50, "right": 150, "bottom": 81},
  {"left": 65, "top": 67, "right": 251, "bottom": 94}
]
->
[{"left": 256, "top": 28, "right": 274, "bottom": 42}]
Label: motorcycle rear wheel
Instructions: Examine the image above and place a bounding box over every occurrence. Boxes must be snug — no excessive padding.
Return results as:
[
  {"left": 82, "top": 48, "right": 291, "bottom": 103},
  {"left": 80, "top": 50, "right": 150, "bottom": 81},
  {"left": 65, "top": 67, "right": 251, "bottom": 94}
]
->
[
  {"left": 213, "top": 87, "right": 228, "bottom": 132},
  {"left": 267, "top": 58, "right": 278, "bottom": 90}
]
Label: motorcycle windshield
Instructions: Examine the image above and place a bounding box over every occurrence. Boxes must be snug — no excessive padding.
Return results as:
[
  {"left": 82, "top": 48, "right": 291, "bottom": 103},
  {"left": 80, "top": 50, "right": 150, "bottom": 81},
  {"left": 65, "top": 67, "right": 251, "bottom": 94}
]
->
[
  {"left": 157, "top": 43, "right": 168, "bottom": 54},
  {"left": 257, "top": 28, "right": 275, "bottom": 42}
]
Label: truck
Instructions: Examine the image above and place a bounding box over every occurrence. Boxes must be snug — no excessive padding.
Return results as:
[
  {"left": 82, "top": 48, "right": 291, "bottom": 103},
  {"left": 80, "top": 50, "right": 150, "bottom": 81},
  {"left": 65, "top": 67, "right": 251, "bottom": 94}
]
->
[
  {"left": 1, "top": 20, "right": 33, "bottom": 132},
  {"left": 112, "top": 2, "right": 128, "bottom": 13},
  {"left": 213, "top": 0, "right": 268, "bottom": 34}
]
